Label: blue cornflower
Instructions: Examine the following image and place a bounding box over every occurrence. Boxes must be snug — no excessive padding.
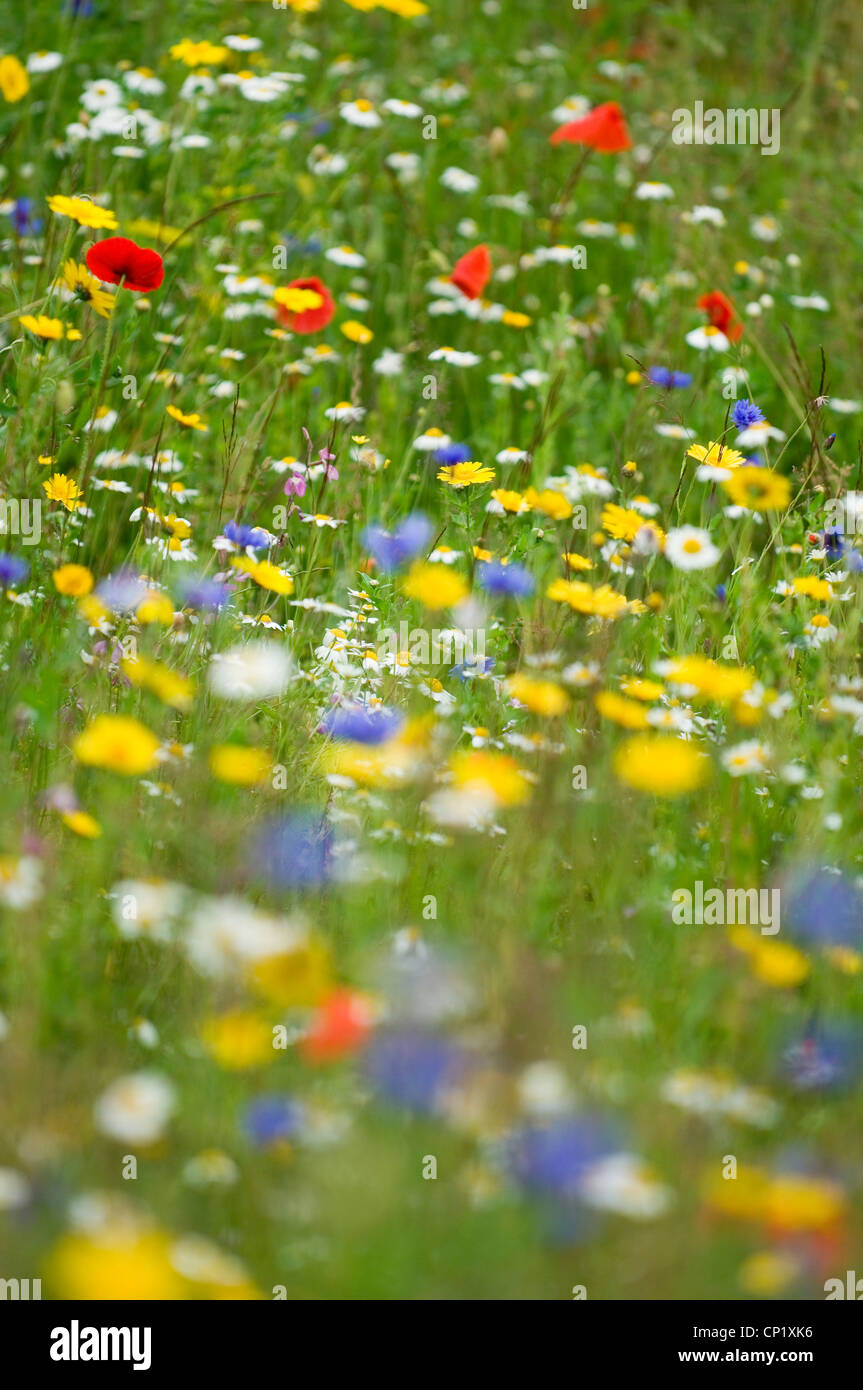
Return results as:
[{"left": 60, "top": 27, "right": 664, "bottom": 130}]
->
[
  {"left": 450, "top": 656, "right": 495, "bottom": 681},
  {"left": 823, "top": 527, "right": 844, "bottom": 558},
  {"left": 96, "top": 569, "right": 147, "bottom": 612},
  {"left": 222, "top": 519, "right": 269, "bottom": 550},
  {"left": 509, "top": 1117, "right": 619, "bottom": 1196},
  {"left": 243, "top": 1095, "right": 305, "bottom": 1147},
  {"left": 319, "top": 705, "right": 403, "bottom": 744},
  {"left": 10, "top": 199, "right": 42, "bottom": 238},
  {"left": 731, "top": 399, "right": 765, "bottom": 429},
  {"left": 363, "top": 1030, "right": 466, "bottom": 1114},
  {"left": 362, "top": 513, "right": 432, "bottom": 572},
  {"left": 253, "top": 813, "right": 333, "bottom": 890},
  {"left": 647, "top": 366, "right": 693, "bottom": 389},
  {"left": 781, "top": 1023, "right": 863, "bottom": 1093},
  {"left": 477, "top": 560, "right": 534, "bottom": 598},
  {"left": 434, "top": 442, "right": 473, "bottom": 466},
  {"left": 0, "top": 554, "right": 29, "bottom": 586},
  {"left": 783, "top": 868, "right": 863, "bottom": 946},
  {"left": 179, "top": 577, "right": 230, "bottom": 610}
]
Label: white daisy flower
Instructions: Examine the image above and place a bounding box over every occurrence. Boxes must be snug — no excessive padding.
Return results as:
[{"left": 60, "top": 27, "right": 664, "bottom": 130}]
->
[
  {"left": 634, "top": 181, "right": 674, "bottom": 200},
  {"left": 440, "top": 166, "right": 480, "bottom": 194},
  {"left": 685, "top": 325, "right": 730, "bottom": 352},
  {"left": 340, "top": 99, "right": 382, "bottom": 128},
  {"left": 664, "top": 526, "right": 720, "bottom": 570},
  {"left": 94, "top": 1072, "right": 176, "bottom": 1145},
  {"left": 382, "top": 98, "right": 423, "bottom": 118},
  {"left": 326, "top": 245, "right": 366, "bottom": 268}
]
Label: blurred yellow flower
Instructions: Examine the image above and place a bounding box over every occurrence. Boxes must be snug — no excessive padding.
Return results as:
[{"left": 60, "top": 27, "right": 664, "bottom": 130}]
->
[
  {"left": 53, "top": 564, "right": 94, "bottom": 596},
  {"left": 402, "top": 562, "right": 468, "bottom": 609},
  {"left": 662, "top": 654, "right": 754, "bottom": 703},
  {"left": 722, "top": 467, "right": 791, "bottom": 510},
  {"left": 595, "top": 690, "right": 650, "bottom": 729},
  {"left": 136, "top": 591, "right": 175, "bottom": 625},
  {"left": 613, "top": 734, "right": 709, "bottom": 796},
  {"left": 546, "top": 578, "right": 630, "bottom": 619},
  {"left": 340, "top": 319, "right": 374, "bottom": 344},
  {"left": 728, "top": 925, "right": 810, "bottom": 988},
  {"left": 60, "top": 810, "right": 102, "bottom": 838},
  {"left": 209, "top": 744, "right": 271, "bottom": 785},
  {"left": 0, "top": 55, "right": 29, "bottom": 103},
  {"left": 524, "top": 487, "right": 572, "bottom": 521},
  {"left": 166, "top": 405, "right": 208, "bottom": 431},
  {"left": 508, "top": 672, "right": 570, "bottom": 716},
  {"left": 451, "top": 750, "right": 531, "bottom": 806},
  {"left": 250, "top": 940, "right": 332, "bottom": 1007},
  {"left": 201, "top": 1010, "right": 276, "bottom": 1070},
  {"left": 233, "top": 557, "right": 294, "bottom": 595},
  {"left": 49, "top": 1229, "right": 184, "bottom": 1300},
  {"left": 122, "top": 656, "right": 195, "bottom": 711},
  {"left": 19, "top": 314, "right": 64, "bottom": 340},
  {"left": 169, "top": 40, "right": 229, "bottom": 67},
  {"left": 47, "top": 195, "right": 118, "bottom": 230},
  {"left": 73, "top": 715, "right": 160, "bottom": 775}
]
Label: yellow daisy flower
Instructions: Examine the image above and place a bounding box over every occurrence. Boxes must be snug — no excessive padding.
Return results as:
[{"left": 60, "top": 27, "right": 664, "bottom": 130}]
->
[
  {"left": 722, "top": 467, "right": 791, "bottom": 510},
  {"left": 437, "top": 461, "right": 496, "bottom": 488},
  {"left": 42, "top": 473, "right": 84, "bottom": 510},
  {"left": 47, "top": 195, "right": 118, "bottom": 230}
]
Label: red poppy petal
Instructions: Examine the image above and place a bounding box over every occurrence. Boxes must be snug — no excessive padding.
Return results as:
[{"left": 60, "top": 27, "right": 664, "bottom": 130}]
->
[
  {"left": 85, "top": 237, "right": 164, "bottom": 293},
  {"left": 450, "top": 244, "right": 492, "bottom": 300},
  {"left": 550, "top": 102, "right": 631, "bottom": 152},
  {"left": 275, "top": 276, "right": 336, "bottom": 333}
]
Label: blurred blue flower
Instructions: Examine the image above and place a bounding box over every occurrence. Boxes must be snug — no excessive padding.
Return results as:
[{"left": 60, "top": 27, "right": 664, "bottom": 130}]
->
[
  {"left": 254, "top": 812, "right": 333, "bottom": 889},
  {"left": 783, "top": 867, "right": 863, "bottom": 946},
  {"left": 647, "top": 366, "right": 693, "bottom": 389},
  {"left": 451, "top": 656, "right": 495, "bottom": 681},
  {"left": 0, "top": 554, "right": 29, "bottom": 586},
  {"left": 509, "top": 1118, "right": 619, "bottom": 1197},
  {"left": 364, "top": 1030, "right": 465, "bottom": 1114},
  {"left": 10, "top": 199, "right": 42, "bottom": 237},
  {"left": 434, "top": 443, "right": 473, "bottom": 465},
  {"left": 179, "top": 576, "right": 230, "bottom": 610},
  {"left": 243, "top": 1095, "right": 305, "bottom": 1147},
  {"left": 222, "top": 520, "right": 269, "bottom": 550},
  {"left": 96, "top": 569, "right": 147, "bottom": 612},
  {"left": 477, "top": 560, "right": 534, "bottom": 598},
  {"left": 781, "top": 1023, "right": 863, "bottom": 1092},
  {"left": 319, "top": 704, "right": 403, "bottom": 744},
  {"left": 362, "top": 513, "right": 432, "bottom": 572}
]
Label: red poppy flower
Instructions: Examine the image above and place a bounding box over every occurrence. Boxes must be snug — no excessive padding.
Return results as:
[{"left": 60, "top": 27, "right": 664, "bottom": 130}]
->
[
  {"left": 697, "top": 290, "right": 743, "bottom": 343},
  {"left": 85, "top": 237, "right": 164, "bottom": 293},
  {"left": 300, "top": 989, "right": 374, "bottom": 1064},
  {"left": 450, "top": 244, "right": 492, "bottom": 300},
  {"left": 274, "top": 276, "right": 335, "bottom": 334},
  {"left": 550, "top": 101, "right": 631, "bottom": 153}
]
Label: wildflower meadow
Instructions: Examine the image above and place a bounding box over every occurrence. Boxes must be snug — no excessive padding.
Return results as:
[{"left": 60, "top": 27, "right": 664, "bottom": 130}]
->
[{"left": 2, "top": 0, "right": 863, "bottom": 1323}]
